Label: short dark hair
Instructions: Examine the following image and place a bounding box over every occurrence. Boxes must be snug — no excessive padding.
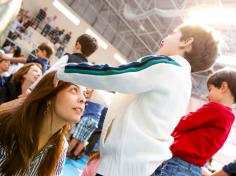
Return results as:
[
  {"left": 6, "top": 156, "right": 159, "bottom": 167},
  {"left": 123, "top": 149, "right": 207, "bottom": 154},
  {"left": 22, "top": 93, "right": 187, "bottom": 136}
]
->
[
  {"left": 207, "top": 68, "right": 236, "bottom": 102},
  {"left": 38, "top": 43, "right": 53, "bottom": 58},
  {"left": 178, "top": 24, "right": 220, "bottom": 72},
  {"left": 76, "top": 34, "right": 98, "bottom": 57}
]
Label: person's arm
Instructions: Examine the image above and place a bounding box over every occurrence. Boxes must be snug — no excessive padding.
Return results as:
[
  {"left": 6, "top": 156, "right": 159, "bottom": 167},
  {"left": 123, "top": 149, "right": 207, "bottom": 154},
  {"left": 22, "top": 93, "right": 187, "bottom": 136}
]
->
[
  {"left": 0, "top": 53, "right": 27, "bottom": 63},
  {"left": 211, "top": 170, "right": 229, "bottom": 176},
  {"left": 0, "top": 97, "right": 26, "bottom": 115},
  {"left": 173, "top": 103, "right": 223, "bottom": 132},
  {"left": 218, "top": 160, "right": 236, "bottom": 176},
  {"left": 57, "top": 55, "right": 181, "bottom": 93}
]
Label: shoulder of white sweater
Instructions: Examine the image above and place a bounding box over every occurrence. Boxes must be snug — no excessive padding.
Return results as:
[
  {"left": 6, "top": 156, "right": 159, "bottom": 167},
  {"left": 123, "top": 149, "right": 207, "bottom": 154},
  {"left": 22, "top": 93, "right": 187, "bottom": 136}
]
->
[
  {"left": 48, "top": 54, "right": 69, "bottom": 73},
  {"left": 169, "top": 55, "right": 191, "bottom": 72}
]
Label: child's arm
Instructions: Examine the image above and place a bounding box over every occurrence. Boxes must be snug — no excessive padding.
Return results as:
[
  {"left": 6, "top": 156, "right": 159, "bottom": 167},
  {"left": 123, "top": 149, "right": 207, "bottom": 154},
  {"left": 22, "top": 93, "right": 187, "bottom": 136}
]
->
[
  {"left": 211, "top": 170, "right": 229, "bottom": 176},
  {"left": 57, "top": 56, "right": 181, "bottom": 93},
  {"left": 173, "top": 103, "right": 222, "bottom": 132},
  {"left": 0, "top": 53, "right": 27, "bottom": 63}
]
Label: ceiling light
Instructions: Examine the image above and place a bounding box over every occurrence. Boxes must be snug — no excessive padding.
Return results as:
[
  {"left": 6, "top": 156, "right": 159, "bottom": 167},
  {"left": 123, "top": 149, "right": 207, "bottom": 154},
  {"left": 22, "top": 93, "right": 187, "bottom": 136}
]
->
[
  {"left": 85, "top": 29, "right": 108, "bottom": 50},
  {"left": 53, "top": 0, "right": 80, "bottom": 26},
  {"left": 185, "top": 7, "right": 236, "bottom": 25}
]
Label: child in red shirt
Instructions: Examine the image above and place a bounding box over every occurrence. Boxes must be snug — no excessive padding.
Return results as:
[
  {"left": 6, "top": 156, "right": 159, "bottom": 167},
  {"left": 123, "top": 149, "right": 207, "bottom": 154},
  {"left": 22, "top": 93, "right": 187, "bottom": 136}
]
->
[{"left": 152, "top": 68, "right": 236, "bottom": 176}]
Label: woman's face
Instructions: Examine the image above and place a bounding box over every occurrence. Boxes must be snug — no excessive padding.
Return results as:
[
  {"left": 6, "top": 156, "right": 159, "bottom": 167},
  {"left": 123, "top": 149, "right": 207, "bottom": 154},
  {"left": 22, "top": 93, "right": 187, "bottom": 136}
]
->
[
  {"left": 54, "top": 85, "right": 86, "bottom": 124},
  {"left": 23, "top": 65, "right": 42, "bottom": 84}
]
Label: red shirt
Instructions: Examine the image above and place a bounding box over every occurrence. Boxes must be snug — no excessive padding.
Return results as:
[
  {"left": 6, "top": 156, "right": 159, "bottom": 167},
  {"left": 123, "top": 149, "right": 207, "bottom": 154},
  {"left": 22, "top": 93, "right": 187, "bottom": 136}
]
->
[{"left": 170, "top": 102, "right": 235, "bottom": 166}]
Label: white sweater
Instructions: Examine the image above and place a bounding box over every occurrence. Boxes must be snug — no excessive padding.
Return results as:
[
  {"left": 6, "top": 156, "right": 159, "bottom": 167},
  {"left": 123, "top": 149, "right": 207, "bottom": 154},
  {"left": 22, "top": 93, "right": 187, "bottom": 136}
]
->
[{"left": 57, "top": 55, "right": 192, "bottom": 176}]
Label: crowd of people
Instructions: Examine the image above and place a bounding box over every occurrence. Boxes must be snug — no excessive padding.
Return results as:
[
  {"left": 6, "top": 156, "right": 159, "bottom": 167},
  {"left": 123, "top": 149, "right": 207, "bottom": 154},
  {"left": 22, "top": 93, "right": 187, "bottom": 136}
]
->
[
  {"left": 3, "top": 7, "right": 72, "bottom": 59},
  {"left": 0, "top": 3, "right": 235, "bottom": 176}
]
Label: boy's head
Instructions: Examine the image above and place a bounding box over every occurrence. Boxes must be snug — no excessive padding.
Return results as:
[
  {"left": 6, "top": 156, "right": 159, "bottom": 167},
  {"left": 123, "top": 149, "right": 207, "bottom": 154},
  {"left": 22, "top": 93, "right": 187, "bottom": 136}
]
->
[
  {"left": 157, "top": 23, "right": 219, "bottom": 72},
  {"left": 74, "top": 34, "right": 98, "bottom": 57},
  {"left": 207, "top": 68, "right": 236, "bottom": 104},
  {"left": 36, "top": 43, "right": 53, "bottom": 59}
]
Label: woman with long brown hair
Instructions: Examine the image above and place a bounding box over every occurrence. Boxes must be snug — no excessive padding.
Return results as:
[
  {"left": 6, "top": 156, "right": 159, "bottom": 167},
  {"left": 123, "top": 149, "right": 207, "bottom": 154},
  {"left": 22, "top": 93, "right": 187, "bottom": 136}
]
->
[
  {"left": 0, "top": 62, "right": 42, "bottom": 104},
  {"left": 0, "top": 71, "right": 86, "bottom": 175}
]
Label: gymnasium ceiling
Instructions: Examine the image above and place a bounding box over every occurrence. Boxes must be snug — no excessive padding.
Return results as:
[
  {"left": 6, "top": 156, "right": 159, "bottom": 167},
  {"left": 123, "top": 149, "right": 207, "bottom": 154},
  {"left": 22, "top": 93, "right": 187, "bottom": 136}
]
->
[{"left": 62, "top": 0, "right": 236, "bottom": 97}]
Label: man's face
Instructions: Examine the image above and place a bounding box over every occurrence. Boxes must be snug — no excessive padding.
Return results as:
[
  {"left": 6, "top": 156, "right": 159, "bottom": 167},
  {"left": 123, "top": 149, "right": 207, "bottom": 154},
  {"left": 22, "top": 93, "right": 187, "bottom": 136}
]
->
[{"left": 0, "top": 60, "right": 10, "bottom": 72}]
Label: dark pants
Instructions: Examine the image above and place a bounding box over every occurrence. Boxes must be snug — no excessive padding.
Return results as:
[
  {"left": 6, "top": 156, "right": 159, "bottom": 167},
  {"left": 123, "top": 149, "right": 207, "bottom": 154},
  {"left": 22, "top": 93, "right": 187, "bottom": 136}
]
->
[
  {"left": 41, "top": 24, "right": 51, "bottom": 37},
  {"left": 34, "top": 18, "right": 41, "bottom": 30}
]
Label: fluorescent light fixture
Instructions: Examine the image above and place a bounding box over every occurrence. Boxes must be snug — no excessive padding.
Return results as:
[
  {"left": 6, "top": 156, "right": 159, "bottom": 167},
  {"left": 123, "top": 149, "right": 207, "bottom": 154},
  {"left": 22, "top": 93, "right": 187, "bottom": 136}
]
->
[
  {"left": 185, "top": 7, "right": 236, "bottom": 25},
  {"left": 114, "top": 53, "right": 127, "bottom": 64},
  {"left": 216, "top": 55, "right": 236, "bottom": 67},
  {"left": 53, "top": 0, "right": 80, "bottom": 26},
  {"left": 85, "top": 29, "right": 108, "bottom": 50}
]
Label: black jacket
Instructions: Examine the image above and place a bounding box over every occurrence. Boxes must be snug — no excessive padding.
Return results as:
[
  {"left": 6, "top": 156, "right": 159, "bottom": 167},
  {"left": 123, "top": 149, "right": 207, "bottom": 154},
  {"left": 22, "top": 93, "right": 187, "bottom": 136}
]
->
[{"left": 0, "top": 80, "right": 21, "bottom": 104}]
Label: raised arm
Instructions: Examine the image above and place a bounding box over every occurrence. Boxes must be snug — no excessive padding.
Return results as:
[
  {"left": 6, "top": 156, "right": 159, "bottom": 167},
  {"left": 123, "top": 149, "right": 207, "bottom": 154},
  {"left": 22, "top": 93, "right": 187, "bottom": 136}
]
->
[
  {"left": 57, "top": 55, "right": 181, "bottom": 93},
  {"left": 0, "top": 53, "right": 27, "bottom": 63}
]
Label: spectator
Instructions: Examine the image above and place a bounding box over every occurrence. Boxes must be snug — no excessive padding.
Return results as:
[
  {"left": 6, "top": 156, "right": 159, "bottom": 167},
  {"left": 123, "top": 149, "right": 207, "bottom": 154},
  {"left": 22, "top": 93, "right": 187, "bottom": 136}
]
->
[
  {"left": 0, "top": 43, "right": 53, "bottom": 73},
  {"left": 27, "top": 34, "right": 98, "bottom": 93},
  {"left": 68, "top": 88, "right": 106, "bottom": 159},
  {"left": 62, "top": 32, "right": 72, "bottom": 45},
  {"left": 41, "top": 16, "right": 57, "bottom": 37},
  {"left": 0, "top": 63, "right": 42, "bottom": 104},
  {"left": 153, "top": 68, "right": 236, "bottom": 176},
  {"left": 33, "top": 7, "right": 47, "bottom": 30},
  {"left": 0, "top": 71, "right": 86, "bottom": 175}
]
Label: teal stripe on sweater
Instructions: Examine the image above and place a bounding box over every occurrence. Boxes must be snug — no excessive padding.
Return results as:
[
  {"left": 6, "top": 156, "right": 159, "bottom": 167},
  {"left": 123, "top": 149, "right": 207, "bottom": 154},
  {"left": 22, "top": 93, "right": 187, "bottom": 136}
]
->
[{"left": 64, "top": 58, "right": 181, "bottom": 76}]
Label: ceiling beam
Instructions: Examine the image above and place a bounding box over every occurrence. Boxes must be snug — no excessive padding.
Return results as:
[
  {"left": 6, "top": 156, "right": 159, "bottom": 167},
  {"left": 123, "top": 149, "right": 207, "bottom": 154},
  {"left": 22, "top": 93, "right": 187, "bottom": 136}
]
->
[{"left": 103, "top": 0, "right": 153, "bottom": 53}]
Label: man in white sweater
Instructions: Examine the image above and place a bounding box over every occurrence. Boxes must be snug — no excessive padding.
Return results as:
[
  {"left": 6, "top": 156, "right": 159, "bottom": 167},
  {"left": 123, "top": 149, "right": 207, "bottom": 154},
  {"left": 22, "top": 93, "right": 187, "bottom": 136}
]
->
[{"left": 56, "top": 23, "right": 220, "bottom": 176}]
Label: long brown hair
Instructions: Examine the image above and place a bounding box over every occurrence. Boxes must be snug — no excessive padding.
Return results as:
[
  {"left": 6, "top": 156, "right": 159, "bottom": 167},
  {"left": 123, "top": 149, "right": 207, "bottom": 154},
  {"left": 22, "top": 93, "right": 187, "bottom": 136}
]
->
[
  {"left": 0, "top": 71, "right": 72, "bottom": 175},
  {"left": 11, "top": 63, "right": 42, "bottom": 84}
]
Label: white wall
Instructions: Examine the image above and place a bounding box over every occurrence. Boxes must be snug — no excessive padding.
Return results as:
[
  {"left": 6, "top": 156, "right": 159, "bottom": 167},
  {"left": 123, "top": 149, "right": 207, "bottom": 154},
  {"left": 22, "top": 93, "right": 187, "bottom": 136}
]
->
[{"left": 22, "top": 0, "right": 127, "bottom": 66}]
